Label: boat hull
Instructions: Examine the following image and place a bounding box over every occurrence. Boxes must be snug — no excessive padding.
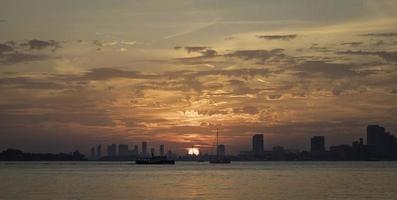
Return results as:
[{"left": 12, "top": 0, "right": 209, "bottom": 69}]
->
[{"left": 209, "top": 157, "right": 231, "bottom": 164}]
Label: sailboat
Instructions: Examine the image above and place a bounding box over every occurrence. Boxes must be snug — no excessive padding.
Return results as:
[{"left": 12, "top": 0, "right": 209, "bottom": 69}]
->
[{"left": 209, "top": 128, "right": 231, "bottom": 164}]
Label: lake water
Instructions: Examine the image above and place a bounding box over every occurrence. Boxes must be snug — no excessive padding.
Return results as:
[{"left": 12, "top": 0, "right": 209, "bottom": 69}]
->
[{"left": 0, "top": 161, "right": 396, "bottom": 200}]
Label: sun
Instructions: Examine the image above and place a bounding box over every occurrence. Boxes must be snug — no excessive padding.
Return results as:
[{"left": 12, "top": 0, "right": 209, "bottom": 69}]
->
[{"left": 187, "top": 148, "right": 200, "bottom": 156}]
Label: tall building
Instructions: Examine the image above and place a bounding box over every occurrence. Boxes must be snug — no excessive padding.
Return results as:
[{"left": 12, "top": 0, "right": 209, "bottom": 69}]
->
[
  {"left": 133, "top": 145, "right": 139, "bottom": 156},
  {"left": 367, "top": 125, "right": 386, "bottom": 146},
  {"left": 160, "top": 144, "right": 165, "bottom": 156},
  {"left": 367, "top": 125, "right": 397, "bottom": 156},
  {"left": 142, "top": 142, "right": 147, "bottom": 156},
  {"left": 311, "top": 136, "right": 325, "bottom": 153},
  {"left": 118, "top": 144, "right": 129, "bottom": 157},
  {"left": 252, "top": 134, "right": 264, "bottom": 156},
  {"left": 150, "top": 148, "right": 155, "bottom": 156},
  {"left": 107, "top": 144, "right": 117, "bottom": 157},
  {"left": 90, "top": 147, "right": 95, "bottom": 159},
  {"left": 217, "top": 144, "right": 225, "bottom": 157},
  {"left": 96, "top": 145, "right": 102, "bottom": 158}
]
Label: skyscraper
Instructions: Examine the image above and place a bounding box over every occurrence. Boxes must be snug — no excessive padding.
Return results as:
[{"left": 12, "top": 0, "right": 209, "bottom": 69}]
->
[
  {"left": 311, "top": 136, "right": 325, "bottom": 153},
  {"left": 107, "top": 144, "right": 117, "bottom": 157},
  {"left": 150, "top": 148, "right": 155, "bottom": 156},
  {"left": 96, "top": 145, "right": 102, "bottom": 159},
  {"left": 133, "top": 145, "right": 139, "bottom": 156},
  {"left": 367, "top": 125, "right": 387, "bottom": 146},
  {"left": 252, "top": 134, "right": 264, "bottom": 157},
  {"left": 160, "top": 144, "right": 164, "bottom": 156},
  {"left": 142, "top": 142, "right": 147, "bottom": 156},
  {"left": 367, "top": 125, "right": 397, "bottom": 156},
  {"left": 90, "top": 147, "right": 95, "bottom": 159},
  {"left": 118, "top": 144, "right": 129, "bottom": 157}
]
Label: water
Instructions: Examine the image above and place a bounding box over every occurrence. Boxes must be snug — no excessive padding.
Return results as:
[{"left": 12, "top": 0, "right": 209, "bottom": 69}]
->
[{"left": 0, "top": 162, "right": 396, "bottom": 200}]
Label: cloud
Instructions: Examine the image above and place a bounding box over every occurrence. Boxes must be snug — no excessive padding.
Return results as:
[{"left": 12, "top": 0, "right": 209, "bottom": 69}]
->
[
  {"left": 0, "top": 19, "right": 6, "bottom": 23},
  {"left": 0, "top": 40, "right": 58, "bottom": 65},
  {"left": 233, "top": 106, "right": 259, "bottom": 115},
  {"left": 22, "top": 39, "right": 61, "bottom": 51},
  {"left": 0, "top": 43, "right": 14, "bottom": 54},
  {"left": 224, "top": 49, "right": 286, "bottom": 63},
  {"left": 256, "top": 34, "right": 297, "bottom": 41},
  {"left": 174, "top": 46, "right": 211, "bottom": 53},
  {"left": 93, "top": 40, "right": 136, "bottom": 47},
  {"left": 360, "top": 32, "right": 397, "bottom": 37},
  {"left": 0, "top": 77, "right": 66, "bottom": 90},
  {"left": 80, "top": 68, "right": 158, "bottom": 81},
  {"left": 176, "top": 47, "right": 219, "bottom": 62},
  {"left": 292, "top": 61, "right": 363, "bottom": 78},
  {"left": 0, "top": 52, "right": 49, "bottom": 65},
  {"left": 340, "top": 42, "right": 363, "bottom": 47},
  {"left": 336, "top": 50, "right": 397, "bottom": 62}
]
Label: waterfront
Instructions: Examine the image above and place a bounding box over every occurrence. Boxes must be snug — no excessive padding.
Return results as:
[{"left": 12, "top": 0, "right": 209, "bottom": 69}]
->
[{"left": 1, "top": 162, "right": 396, "bottom": 200}]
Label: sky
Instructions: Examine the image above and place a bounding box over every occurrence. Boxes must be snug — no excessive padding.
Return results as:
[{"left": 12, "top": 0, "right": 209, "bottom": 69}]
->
[{"left": 0, "top": 0, "right": 397, "bottom": 155}]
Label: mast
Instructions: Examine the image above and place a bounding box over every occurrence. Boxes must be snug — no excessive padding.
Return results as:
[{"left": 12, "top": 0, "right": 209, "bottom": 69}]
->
[{"left": 216, "top": 128, "right": 219, "bottom": 147}]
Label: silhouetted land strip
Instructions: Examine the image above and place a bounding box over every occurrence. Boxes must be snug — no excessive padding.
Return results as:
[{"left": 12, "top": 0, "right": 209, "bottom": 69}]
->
[{"left": 0, "top": 149, "right": 87, "bottom": 161}]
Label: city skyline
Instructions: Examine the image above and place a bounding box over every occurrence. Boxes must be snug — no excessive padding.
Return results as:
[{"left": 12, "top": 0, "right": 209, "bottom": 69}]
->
[
  {"left": 1, "top": 0, "right": 397, "bottom": 154},
  {"left": 79, "top": 124, "right": 397, "bottom": 157},
  {"left": 2, "top": 124, "right": 396, "bottom": 161}
]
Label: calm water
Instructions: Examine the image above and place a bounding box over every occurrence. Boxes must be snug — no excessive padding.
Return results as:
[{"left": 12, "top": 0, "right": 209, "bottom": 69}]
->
[{"left": 0, "top": 161, "right": 396, "bottom": 200}]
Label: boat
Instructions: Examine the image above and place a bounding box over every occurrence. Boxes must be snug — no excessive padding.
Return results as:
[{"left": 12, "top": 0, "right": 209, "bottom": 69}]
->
[
  {"left": 209, "top": 156, "right": 231, "bottom": 164},
  {"left": 210, "top": 128, "right": 231, "bottom": 164},
  {"left": 135, "top": 154, "right": 175, "bottom": 165}
]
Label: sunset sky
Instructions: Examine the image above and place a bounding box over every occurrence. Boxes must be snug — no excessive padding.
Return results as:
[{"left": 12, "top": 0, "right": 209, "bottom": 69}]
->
[{"left": 1, "top": 0, "right": 397, "bottom": 154}]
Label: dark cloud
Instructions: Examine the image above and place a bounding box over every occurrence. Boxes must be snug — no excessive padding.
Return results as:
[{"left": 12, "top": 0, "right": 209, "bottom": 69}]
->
[
  {"left": 336, "top": 50, "right": 397, "bottom": 62},
  {"left": 198, "top": 109, "right": 229, "bottom": 116},
  {"left": 228, "top": 79, "right": 261, "bottom": 95},
  {"left": 340, "top": 42, "right": 363, "bottom": 47},
  {"left": 0, "top": 77, "right": 65, "bottom": 89},
  {"left": 0, "top": 40, "right": 60, "bottom": 65},
  {"left": 224, "top": 49, "right": 285, "bottom": 62},
  {"left": 309, "top": 44, "right": 331, "bottom": 52},
  {"left": 80, "top": 68, "right": 158, "bottom": 81},
  {"left": 0, "top": 112, "right": 116, "bottom": 127},
  {"left": 22, "top": 39, "right": 61, "bottom": 51},
  {"left": 0, "top": 19, "right": 6, "bottom": 23},
  {"left": 192, "top": 68, "right": 272, "bottom": 78},
  {"left": 267, "top": 94, "right": 282, "bottom": 100},
  {"left": 175, "top": 46, "right": 218, "bottom": 62},
  {"left": 0, "top": 43, "right": 14, "bottom": 54},
  {"left": 256, "top": 34, "right": 297, "bottom": 41},
  {"left": 0, "top": 52, "right": 49, "bottom": 65},
  {"left": 292, "top": 61, "right": 361, "bottom": 78},
  {"left": 360, "top": 33, "right": 397, "bottom": 37}
]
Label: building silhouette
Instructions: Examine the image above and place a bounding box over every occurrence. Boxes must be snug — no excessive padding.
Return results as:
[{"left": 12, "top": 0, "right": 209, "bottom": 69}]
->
[
  {"left": 150, "top": 148, "right": 155, "bottom": 156},
  {"left": 118, "top": 144, "right": 129, "bottom": 157},
  {"left": 160, "top": 144, "right": 165, "bottom": 156},
  {"left": 133, "top": 145, "right": 139, "bottom": 156},
  {"left": 311, "top": 136, "right": 325, "bottom": 153},
  {"left": 96, "top": 145, "right": 102, "bottom": 158},
  {"left": 107, "top": 144, "right": 117, "bottom": 157},
  {"left": 90, "top": 147, "right": 95, "bottom": 159},
  {"left": 252, "top": 134, "right": 264, "bottom": 157},
  {"left": 142, "top": 142, "right": 147, "bottom": 156},
  {"left": 367, "top": 125, "right": 397, "bottom": 158}
]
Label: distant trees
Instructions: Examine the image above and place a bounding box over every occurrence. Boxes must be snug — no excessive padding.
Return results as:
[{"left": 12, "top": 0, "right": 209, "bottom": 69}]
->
[{"left": 0, "top": 148, "right": 87, "bottom": 161}]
